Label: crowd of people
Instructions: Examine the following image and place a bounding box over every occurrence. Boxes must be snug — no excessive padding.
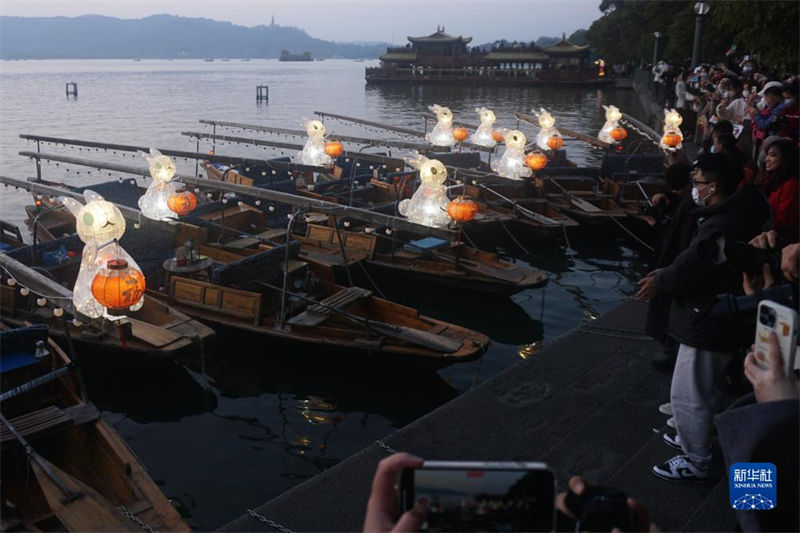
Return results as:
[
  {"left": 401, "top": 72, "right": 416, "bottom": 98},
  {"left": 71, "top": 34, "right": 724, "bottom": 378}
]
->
[{"left": 356, "top": 50, "right": 799, "bottom": 533}]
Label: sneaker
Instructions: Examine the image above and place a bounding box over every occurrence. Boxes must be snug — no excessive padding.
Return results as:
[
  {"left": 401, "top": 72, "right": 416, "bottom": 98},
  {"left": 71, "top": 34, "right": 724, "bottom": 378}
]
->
[
  {"left": 667, "top": 417, "right": 676, "bottom": 429},
  {"left": 663, "top": 432, "right": 682, "bottom": 450},
  {"left": 652, "top": 454, "right": 710, "bottom": 483},
  {"left": 658, "top": 402, "right": 673, "bottom": 416}
]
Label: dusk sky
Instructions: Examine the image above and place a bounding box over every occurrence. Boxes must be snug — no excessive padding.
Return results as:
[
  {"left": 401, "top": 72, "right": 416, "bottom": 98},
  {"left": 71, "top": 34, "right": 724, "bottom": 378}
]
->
[{"left": 0, "top": 0, "right": 602, "bottom": 44}]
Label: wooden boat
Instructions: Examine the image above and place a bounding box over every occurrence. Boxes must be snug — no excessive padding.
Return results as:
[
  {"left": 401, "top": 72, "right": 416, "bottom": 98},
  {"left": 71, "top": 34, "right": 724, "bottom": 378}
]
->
[
  {"left": 198, "top": 166, "right": 547, "bottom": 294},
  {"left": 3, "top": 208, "right": 215, "bottom": 358},
  {"left": 0, "top": 220, "right": 25, "bottom": 251},
  {"left": 0, "top": 323, "right": 189, "bottom": 531},
  {"left": 23, "top": 187, "right": 489, "bottom": 368}
]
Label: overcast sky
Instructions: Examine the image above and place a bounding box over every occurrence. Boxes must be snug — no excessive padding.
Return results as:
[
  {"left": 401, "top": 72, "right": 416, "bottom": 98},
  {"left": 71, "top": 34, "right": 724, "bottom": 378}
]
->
[{"left": 0, "top": 0, "right": 602, "bottom": 44}]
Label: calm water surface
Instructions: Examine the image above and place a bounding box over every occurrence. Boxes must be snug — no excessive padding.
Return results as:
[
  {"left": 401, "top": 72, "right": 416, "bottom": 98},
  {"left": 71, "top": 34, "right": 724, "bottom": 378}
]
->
[{"left": 0, "top": 60, "right": 651, "bottom": 529}]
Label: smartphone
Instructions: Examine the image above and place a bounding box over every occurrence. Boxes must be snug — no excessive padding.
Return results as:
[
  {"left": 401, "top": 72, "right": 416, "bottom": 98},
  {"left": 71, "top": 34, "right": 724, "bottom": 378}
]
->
[
  {"left": 754, "top": 300, "right": 798, "bottom": 374},
  {"left": 731, "top": 44, "right": 738, "bottom": 51},
  {"left": 400, "top": 461, "right": 555, "bottom": 532}
]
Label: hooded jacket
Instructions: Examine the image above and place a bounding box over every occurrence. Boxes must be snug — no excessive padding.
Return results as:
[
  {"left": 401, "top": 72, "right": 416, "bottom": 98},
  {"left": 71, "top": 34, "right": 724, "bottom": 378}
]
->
[{"left": 654, "top": 183, "right": 770, "bottom": 351}]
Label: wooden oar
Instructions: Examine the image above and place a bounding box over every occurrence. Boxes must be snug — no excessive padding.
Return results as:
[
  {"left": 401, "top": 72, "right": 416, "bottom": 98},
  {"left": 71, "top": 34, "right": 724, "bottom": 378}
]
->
[{"left": 0, "top": 412, "right": 131, "bottom": 531}]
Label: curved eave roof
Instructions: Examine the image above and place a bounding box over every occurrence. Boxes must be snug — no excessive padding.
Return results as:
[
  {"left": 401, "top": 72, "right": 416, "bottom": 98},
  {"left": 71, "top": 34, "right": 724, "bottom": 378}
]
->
[
  {"left": 380, "top": 53, "right": 418, "bottom": 62},
  {"left": 543, "top": 40, "right": 590, "bottom": 55},
  {"left": 408, "top": 33, "right": 472, "bottom": 44},
  {"left": 486, "top": 52, "right": 549, "bottom": 61}
]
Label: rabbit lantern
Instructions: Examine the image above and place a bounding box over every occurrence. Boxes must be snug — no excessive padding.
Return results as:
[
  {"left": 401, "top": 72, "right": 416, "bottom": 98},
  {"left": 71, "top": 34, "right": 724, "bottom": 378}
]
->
[
  {"left": 426, "top": 104, "right": 456, "bottom": 147},
  {"left": 490, "top": 129, "right": 532, "bottom": 180},
  {"left": 397, "top": 152, "right": 452, "bottom": 228},
  {"left": 470, "top": 107, "right": 498, "bottom": 148}
]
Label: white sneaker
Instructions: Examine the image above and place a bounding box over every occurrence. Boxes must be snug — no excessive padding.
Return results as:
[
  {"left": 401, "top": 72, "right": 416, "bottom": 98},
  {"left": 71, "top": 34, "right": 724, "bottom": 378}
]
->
[
  {"left": 663, "top": 432, "right": 682, "bottom": 450},
  {"left": 658, "top": 402, "right": 673, "bottom": 416},
  {"left": 652, "top": 454, "right": 710, "bottom": 483},
  {"left": 667, "top": 417, "right": 676, "bottom": 429}
]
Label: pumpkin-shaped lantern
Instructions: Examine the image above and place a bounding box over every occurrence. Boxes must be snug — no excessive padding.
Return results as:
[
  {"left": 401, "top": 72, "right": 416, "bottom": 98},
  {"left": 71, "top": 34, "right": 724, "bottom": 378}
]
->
[
  {"left": 91, "top": 259, "right": 146, "bottom": 314},
  {"left": 324, "top": 141, "right": 344, "bottom": 158},
  {"left": 447, "top": 196, "right": 478, "bottom": 223},
  {"left": 491, "top": 130, "right": 505, "bottom": 143},
  {"left": 525, "top": 151, "right": 548, "bottom": 171},
  {"left": 546, "top": 135, "right": 564, "bottom": 151},
  {"left": 662, "top": 132, "right": 681, "bottom": 148},
  {"left": 167, "top": 190, "right": 197, "bottom": 216},
  {"left": 453, "top": 127, "right": 469, "bottom": 143},
  {"left": 610, "top": 127, "right": 628, "bottom": 141}
]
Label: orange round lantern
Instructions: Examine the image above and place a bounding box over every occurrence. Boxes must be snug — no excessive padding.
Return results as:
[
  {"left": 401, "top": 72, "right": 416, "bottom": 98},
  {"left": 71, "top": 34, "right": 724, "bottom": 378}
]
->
[
  {"left": 453, "top": 127, "right": 469, "bottom": 143},
  {"left": 610, "top": 127, "right": 628, "bottom": 141},
  {"left": 447, "top": 196, "right": 478, "bottom": 223},
  {"left": 324, "top": 141, "right": 344, "bottom": 158},
  {"left": 91, "top": 259, "right": 145, "bottom": 313},
  {"left": 525, "top": 151, "right": 548, "bottom": 171},
  {"left": 546, "top": 135, "right": 564, "bottom": 151},
  {"left": 491, "top": 130, "right": 504, "bottom": 143},
  {"left": 662, "top": 133, "right": 681, "bottom": 148},
  {"left": 167, "top": 190, "right": 197, "bottom": 216}
]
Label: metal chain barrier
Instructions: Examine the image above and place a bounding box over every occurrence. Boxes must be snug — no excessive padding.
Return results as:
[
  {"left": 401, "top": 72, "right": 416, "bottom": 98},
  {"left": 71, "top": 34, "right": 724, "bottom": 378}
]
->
[
  {"left": 117, "top": 505, "right": 156, "bottom": 533},
  {"left": 246, "top": 509, "right": 295, "bottom": 533},
  {"left": 376, "top": 440, "right": 399, "bottom": 455}
]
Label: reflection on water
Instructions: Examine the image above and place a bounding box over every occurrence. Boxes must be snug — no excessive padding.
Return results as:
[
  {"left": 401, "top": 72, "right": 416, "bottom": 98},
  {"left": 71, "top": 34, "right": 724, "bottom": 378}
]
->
[{"left": 0, "top": 60, "right": 652, "bottom": 529}]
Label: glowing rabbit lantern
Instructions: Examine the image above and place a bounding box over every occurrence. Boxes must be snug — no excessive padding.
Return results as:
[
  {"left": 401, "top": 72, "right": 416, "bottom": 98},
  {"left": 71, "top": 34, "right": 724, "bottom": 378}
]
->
[
  {"left": 61, "top": 191, "right": 145, "bottom": 319},
  {"left": 533, "top": 108, "right": 562, "bottom": 152},
  {"left": 660, "top": 109, "right": 684, "bottom": 151},
  {"left": 426, "top": 104, "right": 456, "bottom": 147},
  {"left": 138, "top": 149, "right": 185, "bottom": 221},
  {"left": 295, "top": 119, "right": 332, "bottom": 167},
  {"left": 598, "top": 105, "right": 626, "bottom": 144},
  {"left": 469, "top": 107, "right": 498, "bottom": 148},
  {"left": 397, "top": 152, "right": 452, "bottom": 228},
  {"left": 490, "top": 129, "right": 532, "bottom": 180}
]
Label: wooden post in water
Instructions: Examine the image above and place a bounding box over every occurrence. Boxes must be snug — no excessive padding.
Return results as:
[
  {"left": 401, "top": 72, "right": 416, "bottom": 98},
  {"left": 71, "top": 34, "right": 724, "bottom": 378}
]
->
[
  {"left": 65, "top": 82, "right": 78, "bottom": 98},
  {"left": 256, "top": 84, "right": 269, "bottom": 102}
]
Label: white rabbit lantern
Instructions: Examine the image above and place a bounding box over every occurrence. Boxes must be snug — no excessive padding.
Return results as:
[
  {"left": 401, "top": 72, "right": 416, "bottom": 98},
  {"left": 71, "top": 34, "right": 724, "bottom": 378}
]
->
[
  {"left": 426, "top": 104, "right": 456, "bottom": 147},
  {"left": 470, "top": 107, "right": 498, "bottom": 148},
  {"left": 138, "top": 148, "right": 182, "bottom": 221},
  {"left": 295, "top": 119, "right": 331, "bottom": 167},
  {"left": 660, "top": 108, "right": 684, "bottom": 151},
  {"left": 61, "top": 191, "right": 145, "bottom": 318},
  {"left": 533, "top": 107, "right": 561, "bottom": 151},
  {"left": 490, "top": 129, "right": 532, "bottom": 180},
  {"left": 598, "top": 105, "right": 624, "bottom": 144},
  {"left": 397, "top": 152, "right": 452, "bottom": 228}
]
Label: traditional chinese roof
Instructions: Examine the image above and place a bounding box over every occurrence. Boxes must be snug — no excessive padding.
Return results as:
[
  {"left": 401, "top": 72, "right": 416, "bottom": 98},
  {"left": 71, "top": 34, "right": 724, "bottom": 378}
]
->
[
  {"left": 485, "top": 51, "right": 549, "bottom": 61},
  {"left": 408, "top": 26, "right": 472, "bottom": 45},
  {"left": 380, "top": 52, "right": 418, "bottom": 62},
  {"left": 542, "top": 36, "right": 590, "bottom": 55}
]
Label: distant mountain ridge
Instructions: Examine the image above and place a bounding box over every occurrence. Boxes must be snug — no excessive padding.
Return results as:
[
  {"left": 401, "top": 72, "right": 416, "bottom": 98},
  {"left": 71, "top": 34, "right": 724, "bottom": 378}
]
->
[{"left": 0, "top": 14, "right": 389, "bottom": 59}]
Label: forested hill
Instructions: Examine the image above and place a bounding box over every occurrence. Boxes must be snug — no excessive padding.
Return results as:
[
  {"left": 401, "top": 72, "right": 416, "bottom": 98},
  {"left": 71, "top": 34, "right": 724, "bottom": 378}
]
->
[{"left": 0, "top": 15, "right": 388, "bottom": 59}]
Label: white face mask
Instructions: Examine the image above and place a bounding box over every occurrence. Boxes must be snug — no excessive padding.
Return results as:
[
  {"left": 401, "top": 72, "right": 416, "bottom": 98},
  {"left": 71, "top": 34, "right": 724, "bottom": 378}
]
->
[
  {"left": 692, "top": 183, "right": 714, "bottom": 206},
  {"left": 743, "top": 90, "right": 751, "bottom": 98},
  {"left": 757, "top": 98, "right": 767, "bottom": 110}
]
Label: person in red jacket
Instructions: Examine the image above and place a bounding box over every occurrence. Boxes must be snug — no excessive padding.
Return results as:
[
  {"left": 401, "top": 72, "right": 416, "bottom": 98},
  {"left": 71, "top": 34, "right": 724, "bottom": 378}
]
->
[{"left": 763, "top": 139, "right": 799, "bottom": 243}]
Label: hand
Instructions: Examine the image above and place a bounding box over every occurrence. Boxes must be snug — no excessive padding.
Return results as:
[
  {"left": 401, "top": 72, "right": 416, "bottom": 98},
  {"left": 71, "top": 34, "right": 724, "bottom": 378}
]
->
[
  {"left": 742, "top": 263, "right": 775, "bottom": 295},
  {"left": 744, "top": 332, "right": 800, "bottom": 403},
  {"left": 651, "top": 193, "right": 668, "bottom": 208},
  {"left": 364, "top": 453, "right": 426, "bottom": 533},
  {"left": 555, "top": 476, "right": 657, "bottom": 533},
  {"left": 781, "top": 243, "right": 799, "bottom": 283},
  {"left": 749, "top": 230, "right": 779, "bottom": 250},
  {"left": 636, "top": 269, "right": 662, "bottom": 302}
]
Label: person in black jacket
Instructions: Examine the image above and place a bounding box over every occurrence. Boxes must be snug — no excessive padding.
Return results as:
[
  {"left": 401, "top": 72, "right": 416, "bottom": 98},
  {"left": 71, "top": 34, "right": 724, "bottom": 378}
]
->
[{"left": 637, "top": 153, "right": 771, "bottom": 482}]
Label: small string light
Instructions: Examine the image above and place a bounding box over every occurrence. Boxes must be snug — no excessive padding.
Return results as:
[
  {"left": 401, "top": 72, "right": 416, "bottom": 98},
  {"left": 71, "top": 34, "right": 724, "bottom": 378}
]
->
[
  {"left": 255, "top": 200, "right": 262, "bottom": 206},
  {"left": 268, "top": 205, "right": 275, "bottom": 212},
  {"left": 36, "top": 297, "right": 47, "bottom": 307},
  {"left": 20, "top": 288, "right": 30, "bottom": 296},
  {"left": 72, "top": 318, "right": 83, "bottom": 327},
  {"left": 385, "top": 228, "right": 392, "bottom": 235},
  {"left": 343, "top": 221, "right": 351, "bottom": 228},
  {"left": 53, "top": 308, "right": 64, "bottom": 317},
  {"left": 6, "top": 278, "right": 17, "bottom": 287}
]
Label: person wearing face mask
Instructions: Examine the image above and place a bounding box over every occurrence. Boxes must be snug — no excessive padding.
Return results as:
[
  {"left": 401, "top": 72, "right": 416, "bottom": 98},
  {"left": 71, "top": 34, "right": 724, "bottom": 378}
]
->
[
  {"left": 748, "top": 82, "right": 796, "bottom": 147},
  {"left": 636, "top": 153, "right": 770, "bottom": 483},
  {"left": 715, "top": 77, "right": 748, "bottom": 124}
]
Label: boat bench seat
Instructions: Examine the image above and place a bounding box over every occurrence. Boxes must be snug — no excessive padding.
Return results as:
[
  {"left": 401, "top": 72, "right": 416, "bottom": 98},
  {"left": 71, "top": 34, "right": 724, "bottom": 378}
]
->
[
  {"left": 287, "top": 286, "right": 372, "bottom": 327},
  {"left": 210, "top": 241, "right": 300, "bottom": 290},
  {"left": 1, "top": 403, "right": 100, "bottom": 448}
]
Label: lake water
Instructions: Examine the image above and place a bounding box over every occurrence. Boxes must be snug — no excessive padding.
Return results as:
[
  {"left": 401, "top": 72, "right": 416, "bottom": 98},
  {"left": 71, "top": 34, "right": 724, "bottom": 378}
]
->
[{"left": 0, "top": 59, "right": 652, "bottom": 529}]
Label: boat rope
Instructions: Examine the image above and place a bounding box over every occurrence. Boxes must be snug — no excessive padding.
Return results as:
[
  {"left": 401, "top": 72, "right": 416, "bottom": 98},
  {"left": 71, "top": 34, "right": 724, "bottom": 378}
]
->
[
  {"left": 245, "top": 509, "right": 295, "bottom": 533},
  {"left": 469, "top": 356, "right": 485, "bottom": 391},
  {"left": 560, "top": 223, "right": 574, "bottom": 255},
  {"left": 356, "top": 259, "right": 386, "bottom": 299},
  {"left": 498, "top": 220, "right": 531, "bottom": 257},
  {"left": 608, "top": 216, "right": 655, "bottom": 253},
  {"left": 0, "top": 366, "right": 72, "bottom": 402},
  {"left": 331, "top": 216, "right": 355, "bottom": 288},
  {"left": 117, "top": 505, "right": 156, "bottom": 533},
  {"left": 459, "top": 225, "right": 478, "bottom": 249}
]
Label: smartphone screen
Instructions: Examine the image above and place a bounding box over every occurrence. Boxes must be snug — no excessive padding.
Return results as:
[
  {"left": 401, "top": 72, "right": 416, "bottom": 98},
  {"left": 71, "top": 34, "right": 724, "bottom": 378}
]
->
[{"left": 401, "top": 462, "right": 555, "bottom": 532}]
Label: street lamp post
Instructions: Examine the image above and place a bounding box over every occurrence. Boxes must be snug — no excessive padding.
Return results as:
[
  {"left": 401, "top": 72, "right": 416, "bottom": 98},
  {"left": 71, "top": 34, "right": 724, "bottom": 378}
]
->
[
  {"left": 652, "top": 32, "right": 661, "bottom": 66},
  {"left": 691, "top": 2, "right": 711, "bottom": 68}
]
